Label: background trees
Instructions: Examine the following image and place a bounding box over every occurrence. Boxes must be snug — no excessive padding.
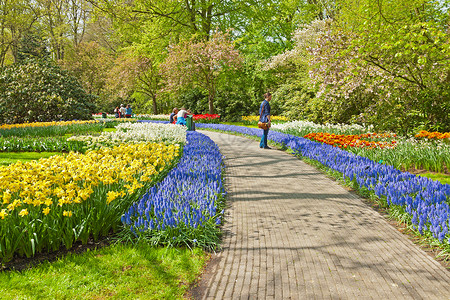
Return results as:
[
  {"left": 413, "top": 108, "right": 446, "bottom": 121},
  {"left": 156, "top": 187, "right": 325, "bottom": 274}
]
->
[
  {"left": 160, "top": 31, "right": 242, "bottom": 114},
  {"left": 0, "top": 0, "right": 448, "bottom": 131},
  {"left": 267, "top": 0, "right": 450, "bottom": 132},
  {"left": 329, "top": 0, "right": 450, "bottom": 132}
]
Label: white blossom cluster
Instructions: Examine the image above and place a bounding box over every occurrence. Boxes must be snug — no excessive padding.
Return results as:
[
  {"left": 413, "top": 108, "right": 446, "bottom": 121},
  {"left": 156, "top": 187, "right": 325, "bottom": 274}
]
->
[
  {"left": 272, "top": 120, "right": 373, "bottom": 135},
  {"left": 68, "top": 122, "right": 186, "bottom": 149},
  {"left": 265, "top": 19, "right": 330, "bottom": 70},
  {"left": 135, "top": 114, "right": 170, "bottom": 120}
]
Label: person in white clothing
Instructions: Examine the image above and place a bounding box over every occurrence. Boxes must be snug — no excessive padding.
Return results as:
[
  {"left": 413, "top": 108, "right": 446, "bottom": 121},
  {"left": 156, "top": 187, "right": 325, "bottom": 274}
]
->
[
  {"left": 175, "top": 107, "right": 192, "bottom": 125},
  {"left": 120, "top": 105, "right": 126, "bottom": 118}
]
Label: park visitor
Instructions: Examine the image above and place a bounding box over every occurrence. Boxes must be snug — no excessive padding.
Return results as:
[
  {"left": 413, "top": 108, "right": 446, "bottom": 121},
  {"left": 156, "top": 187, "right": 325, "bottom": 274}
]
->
[
  {"left": 125, "top": 104, "right": 132, "bottom": 118},
  {"left": 259, "top": 92, "right": 271, "bottom": 149},
  {"left": 176, "top": 107, "right": 192, "bottom": 126},
  {"left": 120, "top": 104, "right": 126, "bottom": 118},
  {"left": 169, "top": 107, "right": 179, "bottom": 123}
]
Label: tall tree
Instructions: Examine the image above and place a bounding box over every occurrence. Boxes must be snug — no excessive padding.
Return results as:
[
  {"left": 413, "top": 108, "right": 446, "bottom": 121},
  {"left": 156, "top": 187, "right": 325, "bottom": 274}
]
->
[
  {"left": 108, "top": 52, "right": 161, "bottom": 113},
  {"left": 60, "top": 41, "right": 113, "bottom": 98},
  {"left": 67, "top": 0, "right": 89, "bottom": 47},
  {"left": 0, "top": 0, "right": 39, "bottom": 65},
  {"left": 37, "top": 0, "right": 69, "bottom": 60},
  {"left": 89, "top": 0, "right": 242, "bottom": 39},
  {"left": 37, "top": 0, "right": 90, "bottom": 60},
  {"left": 160, "top": 31, "right": 242, "bottom": 114}
]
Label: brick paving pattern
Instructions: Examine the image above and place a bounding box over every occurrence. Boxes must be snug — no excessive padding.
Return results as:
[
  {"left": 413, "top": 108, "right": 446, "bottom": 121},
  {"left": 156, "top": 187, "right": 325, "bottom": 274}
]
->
[{"left": 195, "top": 131, "right": 450, "bottom": 300}]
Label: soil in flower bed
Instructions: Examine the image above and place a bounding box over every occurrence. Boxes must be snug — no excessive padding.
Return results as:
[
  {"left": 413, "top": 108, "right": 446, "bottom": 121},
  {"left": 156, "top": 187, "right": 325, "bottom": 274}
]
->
[{"left": 404, "top": 166, "right": 449, "bottom": 176}]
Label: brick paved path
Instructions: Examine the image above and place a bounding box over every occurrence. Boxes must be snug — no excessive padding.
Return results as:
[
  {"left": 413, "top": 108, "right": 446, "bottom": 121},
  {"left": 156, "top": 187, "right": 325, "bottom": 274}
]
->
[{"left": 194, "top": 131, "right": 450, "bottom": 300}]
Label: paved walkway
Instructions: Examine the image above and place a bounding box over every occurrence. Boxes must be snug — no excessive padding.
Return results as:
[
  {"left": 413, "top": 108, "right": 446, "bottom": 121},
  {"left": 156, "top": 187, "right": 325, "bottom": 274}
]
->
[{"left": 193, "top": 131, "right": 450, "bottom": 300}]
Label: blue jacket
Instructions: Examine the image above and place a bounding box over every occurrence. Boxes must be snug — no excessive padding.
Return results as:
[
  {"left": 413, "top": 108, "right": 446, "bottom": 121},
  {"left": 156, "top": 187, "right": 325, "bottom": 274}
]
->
[{"left": 259, "top": 100, "right": 271, "bottom": 123}]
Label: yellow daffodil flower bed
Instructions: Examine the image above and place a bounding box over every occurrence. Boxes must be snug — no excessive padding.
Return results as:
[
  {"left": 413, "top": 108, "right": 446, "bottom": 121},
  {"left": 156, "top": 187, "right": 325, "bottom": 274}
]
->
[
  {"left": 0, "top": 142, "right": 181, "bottom": 262},
  {"left": 0, "top": 120, "right": 98, "bottom": 130}
]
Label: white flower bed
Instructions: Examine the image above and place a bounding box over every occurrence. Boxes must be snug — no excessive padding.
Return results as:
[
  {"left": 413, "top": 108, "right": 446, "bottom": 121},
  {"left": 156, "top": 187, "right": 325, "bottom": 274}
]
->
[
  {"left": 68, "top": 122, "right": 186, "bottom": 149},
  {"left": 135, "top": 114, "right": 170, "bottom": 120},
  {"left": 272, "top": 120, "right": 373, "bottom": 135}
]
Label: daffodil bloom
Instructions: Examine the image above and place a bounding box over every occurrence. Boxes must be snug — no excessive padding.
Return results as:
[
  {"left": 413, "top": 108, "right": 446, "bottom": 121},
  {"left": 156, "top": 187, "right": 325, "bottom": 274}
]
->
[
  {"left": 18, "top": 209, "right": 29, "bottom": 217},
  {"left": 63, "top": 210, "right": 73, "bottom": 217},
  {"left": 0, "top": 120, "right": 98, "bottom": 131},
  {"left": 7, "top": 199, "right": 21, "bottom": 211},
  {"left": 0, "top": 209, "right": 7, "bottom": 219},
  {"left": 2, "top": 190, "right": 11, "bottom": 204},
  {"left": 106, "top": 191, "right": 119, "bottom": 204},
  {"left": 43, "top": 207, "right": 50, "bottom": 215}
]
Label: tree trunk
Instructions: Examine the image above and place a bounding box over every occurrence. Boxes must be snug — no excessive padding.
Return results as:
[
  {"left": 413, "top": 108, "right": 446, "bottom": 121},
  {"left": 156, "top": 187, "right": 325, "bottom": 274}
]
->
[
  {"left": 152, "top": 95, "right": 158, "bottom": 114},
  {"left": 208, "top": 88, "right": 215, "bottom": 114}
]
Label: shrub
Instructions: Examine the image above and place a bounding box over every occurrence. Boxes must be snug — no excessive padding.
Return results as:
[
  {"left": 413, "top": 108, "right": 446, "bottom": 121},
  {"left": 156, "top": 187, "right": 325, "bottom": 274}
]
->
[{"left": 0, "top": 58, "right": 96, "bottom": 124}]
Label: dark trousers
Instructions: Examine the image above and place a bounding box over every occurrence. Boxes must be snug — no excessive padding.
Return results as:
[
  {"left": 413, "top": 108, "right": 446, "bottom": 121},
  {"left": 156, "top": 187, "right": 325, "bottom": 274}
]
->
[{"left": 260, "top": 129, "right": 269, "bottom": 148}]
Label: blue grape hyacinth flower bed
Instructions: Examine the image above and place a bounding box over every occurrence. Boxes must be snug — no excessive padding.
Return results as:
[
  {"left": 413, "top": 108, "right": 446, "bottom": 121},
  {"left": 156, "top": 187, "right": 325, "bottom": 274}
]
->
[
  {"left": 121, "top": 131, "right": 225, "bottom": 250},
  {"left": 197, "top": 123, "right": 450, "bottom": 247}
]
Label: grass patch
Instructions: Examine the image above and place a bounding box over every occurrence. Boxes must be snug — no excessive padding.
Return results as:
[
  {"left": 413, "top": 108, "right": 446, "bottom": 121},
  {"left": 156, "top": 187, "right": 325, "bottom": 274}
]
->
[
  {"left": 103, "top": 128, "right": 117, "bottom": 132},
  {"left": 419, "top": 173, "right": 450, "bottom": 185},
  {"left": 0, "top": 243, "right": 208, "bottom": 300},
  {"left": 0, "top": 152, "right": 62, "bottom": 166},
  {"left": 221, "top": 121, "right": 258, "bottom": 128}
]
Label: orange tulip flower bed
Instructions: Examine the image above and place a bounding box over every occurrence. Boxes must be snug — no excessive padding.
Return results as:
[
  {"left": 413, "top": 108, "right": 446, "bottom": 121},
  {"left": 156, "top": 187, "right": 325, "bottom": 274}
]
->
[
  {"left": 303, "top": 132, "right": 397, "bottom": 149},
  {"left": 415, "top": 130, "right": 450, "bottom": 141}
]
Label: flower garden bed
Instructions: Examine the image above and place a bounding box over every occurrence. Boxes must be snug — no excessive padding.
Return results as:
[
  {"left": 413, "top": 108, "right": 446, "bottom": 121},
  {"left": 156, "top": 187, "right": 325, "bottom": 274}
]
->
[
  {"left": 274, "top": 121, "right": 450, "bottom": 174},
  {"left": 0, "top": 121, "right": 226, "bottom": 265},
  {"left": 0, "top": 142, "right": 180, "bottom": 262},
  {"left": 121, "top": 131, "right": 225, "bottom": 251},
  {"left": 193, "top": 114, "right": 221, "bottom": 123}
]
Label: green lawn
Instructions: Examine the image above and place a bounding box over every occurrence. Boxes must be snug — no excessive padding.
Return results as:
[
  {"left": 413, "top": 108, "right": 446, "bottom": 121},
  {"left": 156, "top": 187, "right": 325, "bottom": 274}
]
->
[
  {"left": 0, "top": 152, "right": 61, "bottom": 166},
  {"left": 0, "top": 244, "right": 207, "bottom": 300},
  {"left": 420, "top": 173, "right": 450, "bottom": 185}
]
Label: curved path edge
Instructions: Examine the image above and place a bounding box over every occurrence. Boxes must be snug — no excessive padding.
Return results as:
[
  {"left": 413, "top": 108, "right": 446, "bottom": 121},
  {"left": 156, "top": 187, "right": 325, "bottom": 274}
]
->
[{"left": 192, "top": 130, "right": 450, "bottom": 300}]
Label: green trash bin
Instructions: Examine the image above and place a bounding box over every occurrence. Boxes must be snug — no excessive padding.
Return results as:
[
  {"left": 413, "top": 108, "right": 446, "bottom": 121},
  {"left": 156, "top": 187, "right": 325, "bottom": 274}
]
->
[
  {"left": 102, "top": 112, "right": 107, "bottom": 118},
  {"left": 186, "top": 115, "right": 195, "bottom": 131}
]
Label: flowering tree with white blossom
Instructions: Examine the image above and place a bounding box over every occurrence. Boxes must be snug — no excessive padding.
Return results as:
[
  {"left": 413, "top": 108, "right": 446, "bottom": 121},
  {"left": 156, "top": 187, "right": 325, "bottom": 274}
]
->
[{"left": 267, "top": 0, "right": 450, "bottom": 132}]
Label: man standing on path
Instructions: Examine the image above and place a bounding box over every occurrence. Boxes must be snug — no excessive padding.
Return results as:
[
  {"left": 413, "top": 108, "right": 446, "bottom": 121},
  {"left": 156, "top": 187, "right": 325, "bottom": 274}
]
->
[{"left": 259, "top": 92, "right": 271, "bottom": 149}]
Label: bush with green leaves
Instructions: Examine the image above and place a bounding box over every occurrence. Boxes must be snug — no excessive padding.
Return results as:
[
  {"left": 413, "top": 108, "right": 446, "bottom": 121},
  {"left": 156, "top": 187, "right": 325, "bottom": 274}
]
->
[{"left": 0, "top": 58, "right": 96, "bottom": 124}]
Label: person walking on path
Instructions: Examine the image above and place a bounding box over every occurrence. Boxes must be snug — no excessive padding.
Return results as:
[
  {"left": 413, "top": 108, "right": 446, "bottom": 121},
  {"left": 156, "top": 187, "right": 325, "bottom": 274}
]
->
[{"left": 259, "top": 92, "right": 271, "bottom": 149}]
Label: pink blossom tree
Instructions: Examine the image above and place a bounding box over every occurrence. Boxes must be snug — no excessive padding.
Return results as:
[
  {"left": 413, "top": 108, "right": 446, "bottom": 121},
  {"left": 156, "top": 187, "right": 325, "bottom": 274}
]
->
[
  {"left": 160, "top": 31, "right": 242, "bottom": 114},
  {"left": 108, "top": 52, "right": 161, "bottom": 113}
]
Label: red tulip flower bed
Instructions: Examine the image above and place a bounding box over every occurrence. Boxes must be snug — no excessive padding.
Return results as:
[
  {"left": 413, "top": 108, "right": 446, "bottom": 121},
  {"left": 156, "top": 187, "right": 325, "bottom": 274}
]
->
[{"left": 193, "top": 114, "right": 221, "bottom": 123}]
